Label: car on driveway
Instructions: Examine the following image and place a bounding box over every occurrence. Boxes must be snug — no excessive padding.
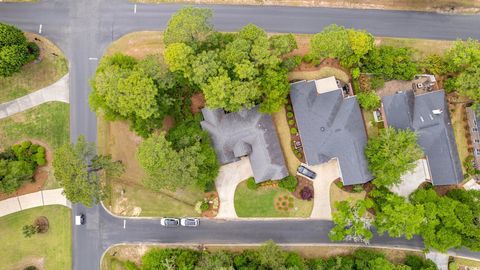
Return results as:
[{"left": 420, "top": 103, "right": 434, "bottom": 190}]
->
[
  {"left": 297, "top": 165, "right": 317, "bottom": 179},
  {"left": 180, "top": 218, "right": 199, "bottom": 227},
  {"left": 75, "top": 214, "right": 85, "bottom": 225},
  {"left": 160, "top": 218, "right": 179, "bottom": 227}
]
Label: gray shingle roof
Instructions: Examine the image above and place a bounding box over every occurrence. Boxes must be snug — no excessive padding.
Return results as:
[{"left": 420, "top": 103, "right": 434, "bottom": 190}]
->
[
  {"left": 382, "top": 90, "right": 463, "bottom": 185},
  {"left": 200, "top": 106, "right": 288, "bottom": 183},
  {"left": 290, "top": 80, "right": 373, "bottom": 186}
]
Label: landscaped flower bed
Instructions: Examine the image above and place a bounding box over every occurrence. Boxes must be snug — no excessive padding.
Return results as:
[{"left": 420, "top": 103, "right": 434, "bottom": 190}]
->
[{"left": 285, "top": 99, "right": 306, "bottom": 163}]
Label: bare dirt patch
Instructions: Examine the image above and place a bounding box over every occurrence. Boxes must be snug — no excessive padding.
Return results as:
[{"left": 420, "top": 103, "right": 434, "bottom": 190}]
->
[
  {"left": 190, "top": 93, "right": 206, "bottom": 114},
  {"left": 11, "top": 257, "right": 45, "bottom": 270}
]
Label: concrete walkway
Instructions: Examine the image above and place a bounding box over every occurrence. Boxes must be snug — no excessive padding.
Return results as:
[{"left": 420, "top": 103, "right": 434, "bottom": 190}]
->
[
  {"left": 0, "top": 188, "right": 71, "bottom": 217},
  {"left": 308, "top": 159, "right": 341, "bottom": 220},
  {"left": 215, "top": 157, "right": 253, "bottom": 219},
  {"left": 0, "top": 73, "right": 69, "bottom": 119}
]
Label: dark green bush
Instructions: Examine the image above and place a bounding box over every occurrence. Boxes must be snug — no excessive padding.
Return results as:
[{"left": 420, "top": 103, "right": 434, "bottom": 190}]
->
[
  {"left": 123, "top": 261, "right": 140, "bottom": 270},
  {"left": 282, "top": 55, "right": 302, "bottom": 71},
  {"left": 352, "top": 185, "right": 364, "bottom": 193},
  {"left": 288, "top": 119, "right": 295, "bottom": 125},
  {"left": 26, "top": 42, "right": 40, "bottom": 62},
  {"left": 200, "top": 201, "right": 210, "bottom": 211},
  {"left": 287, "top": 112, "right": 294, "bottom": 119},
  {"left": 286, "top": 104, "right": 293, "bottom": 111},
  {"left": 290, "top": 127, "right": 298, "bottom": 135},
  {"left": 23, "top": 267, "right": 38, "bottom": 270},
  {"left": 278, "top": 175, "right": 298, "bottom": 192},
  {"left": 246, "top": 177, "right": 258, "bottom": 190}
]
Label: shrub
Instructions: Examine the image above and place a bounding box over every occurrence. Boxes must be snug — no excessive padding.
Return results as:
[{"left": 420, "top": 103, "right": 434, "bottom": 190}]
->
[
  {"left": 278, "top": 175, "right": 298, "bottom": 192},
  {"left": 369, "top": 76, "right": 385, "bottom": 90},
  {"left": 302, "top": 54, "right": 314, "bottom": 63},
  {"left": 449, "top": 261, "right": 459, "bottom": 270},
  {"left": 23, "top": 267, "right": 38, "bottom": 270},
  {"left": 287, "top": 112, "right": 294, "bottom": 119},
  {"left": 286, "top": 104, "right": 293, "bottom": 111},
  {"left": 246, "top": 177, "right": 258, "bottom": 190},
  {"left": 22, "top": 224, "right": 37, "bottom": 238},
  {"left": 282, "top": 55, "right": 302, "bottom": 71},
  {"left": 352, "top": 67, "right": 360, "bottom": 79},
  {"left": 335, "top": 181, "right": 344, "bottom": 188},
  {"left": 444, "top": 77, "right": 457, "bottom": 93},
  {"left": 194, "top": 201, "right": 203, "bottom": 214},
  {"left": 300, "top": 186, "right": 314, "bottom": 200},
  {"left": 357, "top": 91, "right": 380, "bottom": 111},
  {"left": 0, "top": 23, "right": 37, "bottom": 77},
  {"left": 200, "top": 201, "right": 210, "bottom": 211},
  {"left": 296, "top": 152, "right": 303, "bottom": 159},
  {"left": 26, "top": 42, "right": 40, "bottom": 62},
  {"left": 288, "top": 119, "right": 295, "bottom": 125},
  {"left": 123, "top": 261, "right": 140, "bottom": 270},
  {"left": 290, "top": 127, "right": 298, "bottom": 135},
  {"left": 352, "top": 185, "right": 364, "bottom": 193},
  {"left": 34, "top": 216, "right": 49, "bottom": 233}
]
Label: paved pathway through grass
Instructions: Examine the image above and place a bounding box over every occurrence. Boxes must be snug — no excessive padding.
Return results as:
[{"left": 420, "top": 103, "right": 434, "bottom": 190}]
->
[
  {"left": 0, "top": 188, "right": 70, "bottom": 217},
  {"left": 0, "top": 73, "right": 69, "bottom": 119}
]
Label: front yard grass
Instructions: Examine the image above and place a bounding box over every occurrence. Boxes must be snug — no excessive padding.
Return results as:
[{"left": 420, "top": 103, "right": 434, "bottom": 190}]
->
[
  {"left": 0, "top": 33, "right": 68, "bottom": 103},
  {"left": 0, "top": 101, "right": 69, "bottom": 149},
  {"left": 0, "top": 205, "right": 71, "bottom": 270},
  {"left": 105, "top": 31, "right": 164, "bottom": 58},
  {"left": 375, "top": 37, "right": 454, "bottom": 60},
  {"left": 362, "top": 110, "right": 381, "bottom": 138},
  {"left": 453, "top": 257, "right": 480, "bottom": 267},
  {"left": 329, "top": 181, "right": 366, "bottom": 214},
  {"left": 288, "top": 66, "right": 350, "bottom": 82},
  {"left": 98, "top": 116, "right": 204, "bottom": 217},
  {"left": 234, "top": 180, "right": 312, "bottom": 217}
]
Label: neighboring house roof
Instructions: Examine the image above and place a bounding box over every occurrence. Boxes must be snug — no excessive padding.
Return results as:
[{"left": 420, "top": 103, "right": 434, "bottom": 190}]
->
[
  {"left": 382, "top": 90, "right": 463, "bottom": 185},
  {"left": 200, "top": 106, "right": 288, "bottom": 183},
  {"left": 290, "top": 80, "right": 373, "bottom": 186}
]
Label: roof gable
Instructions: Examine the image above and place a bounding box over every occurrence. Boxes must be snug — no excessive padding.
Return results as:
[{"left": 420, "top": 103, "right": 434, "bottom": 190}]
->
[{"left": 200, "top": 106, "right": 288, "bottom": 183}]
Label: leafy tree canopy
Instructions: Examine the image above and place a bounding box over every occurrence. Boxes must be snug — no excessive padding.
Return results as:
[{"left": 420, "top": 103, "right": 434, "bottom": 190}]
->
[
  {"left": 163, "top": 7, "right": 214, "bottom": 48},
  {"left": 329, "top": 199, "right": 374, "bottom": 244},
  {"left": 53, "top": 136, "right": 124, "bottom": 206},
  {"left": 365, "top": 127, "right": 423, "bottom": 187},
  {"left": 362, "top": 45, "right": 417, "bottom": 81},
  {"left": 356, "top": 91, "right": 381, "bottom": 111},
  {"left": 0, "top": 22, "right": 39, "bottom": 77}
]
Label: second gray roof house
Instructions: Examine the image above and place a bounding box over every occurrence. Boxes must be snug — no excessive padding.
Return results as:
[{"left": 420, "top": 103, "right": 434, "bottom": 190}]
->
[
  {"left": 200, "top": 106, "right": 288, "bottom": 183},
  {"left": 382, "top": 90, "right": 463, "bottom": 185},
  {"left": 290, "top": 80, "right": 373, "bottom": 186}
]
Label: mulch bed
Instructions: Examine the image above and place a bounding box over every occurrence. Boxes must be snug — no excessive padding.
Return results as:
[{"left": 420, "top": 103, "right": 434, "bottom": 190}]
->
[
  {"left": 292, "top": 176, "right": 313, "bottom": 200},
  {"left": 202, "top": 191, "right": 219, "bottom": 218},
  {"left": 190, "top": 93, "right": 206, "bottom": 114},
  {"left": 35, "top": 216, "right": 49, "bottom": 233},
  {"left": 0, "top": 140, "right": 52, "bottom": 200}
]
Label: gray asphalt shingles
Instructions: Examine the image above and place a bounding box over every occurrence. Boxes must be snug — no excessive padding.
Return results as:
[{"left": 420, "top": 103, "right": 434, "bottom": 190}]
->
[
  {"left": 382, "top": 90, "right": 463, "bottom": 185},
  {"left": 201, "top": 106, "right": 288, "bottom": 183},
  {"left": 290, "top": 80, "right": 373, "bottom": 185}
]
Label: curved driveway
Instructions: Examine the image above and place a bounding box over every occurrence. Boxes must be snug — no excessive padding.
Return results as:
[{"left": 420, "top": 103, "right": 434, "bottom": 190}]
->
[{"left": 1, "top": 1, "right": 480, "bottom": 269}]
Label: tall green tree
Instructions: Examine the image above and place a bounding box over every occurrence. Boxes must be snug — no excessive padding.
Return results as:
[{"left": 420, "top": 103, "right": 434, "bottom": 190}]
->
[
  {"left": 329, "top": 199, "right": 374, "bottom": 244},
  {"left": 53, "top": 136, "right": 124, "bottom": 206},
  {"left": 365, "top": 127, "right": 423, "bottom": 187},
  {"left": 90, "top": 53, "right": 175, "bottom": 137},
  {"left": 370, "top": 189, "right": 424, "bottom": 239},
  {"left": 137, "top": 133, "right": 201, "bottom": 191},
  {"left": 0, "top": 22, "right": 39, "bottom": 77},
  {"left": 362, "top": 45, "right": 417, "bottom": 80},
  {"left": 163, "top": 7, "right": 213, "bottom": 47}
]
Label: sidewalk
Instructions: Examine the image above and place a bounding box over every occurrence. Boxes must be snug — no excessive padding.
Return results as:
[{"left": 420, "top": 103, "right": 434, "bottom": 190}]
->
[
  {"left": 0, "top": 73, "right": 69, "bottom": 119},
  {"left": 0, "top": 188, "right": 71, "bottom": 217}
]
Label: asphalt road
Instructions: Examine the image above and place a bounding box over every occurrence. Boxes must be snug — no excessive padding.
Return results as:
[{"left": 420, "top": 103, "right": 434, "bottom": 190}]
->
[{"left": 2, "top": 1, "right": 480, "bottom": 269}]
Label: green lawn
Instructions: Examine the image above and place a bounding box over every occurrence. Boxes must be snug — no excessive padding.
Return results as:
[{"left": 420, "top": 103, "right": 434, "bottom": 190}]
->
[
  {"left": 0, "top": 101, "right": 69, "bottom": 149},
  {"left": 234, "top": 181, "right": 312, "bottom": 217},
  {"left": 0, "top": 33, "right": 68, "bottom": 103},
  {"left": 0, "top": 205, "right": 71, "bottom": 270},
  {"left": 109, "top": 180, "right": 204, "bottom": 217}
]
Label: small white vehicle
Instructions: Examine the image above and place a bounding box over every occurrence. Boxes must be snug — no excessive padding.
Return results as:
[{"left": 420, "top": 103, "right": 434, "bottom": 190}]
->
[
  {"left": 75, "top": 214, "right": 85, "bottom": 225},
  {"left": 180, "top": 218, "right": 199, "bottom": 227}
]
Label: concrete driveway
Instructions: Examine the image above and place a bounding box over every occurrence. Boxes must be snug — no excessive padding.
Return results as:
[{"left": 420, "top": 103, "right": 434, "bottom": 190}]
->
[
  {"left": 215, "top": 157, "right": 253, "bottom": 219},
  {"left": 390, "top": 159, "right": 429, "bottom": 197},
  {"left": 307, "top": 159, "right": 341, "bottom": 220}
]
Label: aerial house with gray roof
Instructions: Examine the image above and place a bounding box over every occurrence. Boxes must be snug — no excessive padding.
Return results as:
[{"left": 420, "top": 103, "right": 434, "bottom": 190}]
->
[
  {"left": 381, "top": 90, "right": 463, "bottom": 185},
  {"left": 200, "top": 106, "right": 288, "bottom": 183},
  {"left": 290, "top": 77, "right": 373, "bottom": 186}
]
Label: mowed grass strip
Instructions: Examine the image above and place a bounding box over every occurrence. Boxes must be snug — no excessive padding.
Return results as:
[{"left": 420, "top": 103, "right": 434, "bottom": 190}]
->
[
  {"left": 0, "top": 33, "right": 68, "bottom": 103},
  {"left": 234, "top": 181, "right": 312, "bottom": 217},
  {"left": 0, "top": 101, "right": 69, "bottom": 149},
  {"left": 0, "top": 205, "right": 71, "bottom": 270}
]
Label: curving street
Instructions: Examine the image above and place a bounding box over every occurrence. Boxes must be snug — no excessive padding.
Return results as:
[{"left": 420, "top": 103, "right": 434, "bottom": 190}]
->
[{"left": 2, "top": 0, "right": 480, "bottom": 269}]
